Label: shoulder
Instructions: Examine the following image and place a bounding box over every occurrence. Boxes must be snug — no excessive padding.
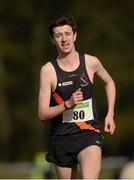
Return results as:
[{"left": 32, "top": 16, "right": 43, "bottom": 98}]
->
[
  {"left": 39, "top": 61, "right": 56, "bottom": 84},
  {"left": 84, "top": 54, "right": 102, "bottom": 72},
  {"left": 40, "top": 61, "right": 55, "bottom": 75},
  {"left": 85, "top": 54, "right": 100, "bottom": 64}
]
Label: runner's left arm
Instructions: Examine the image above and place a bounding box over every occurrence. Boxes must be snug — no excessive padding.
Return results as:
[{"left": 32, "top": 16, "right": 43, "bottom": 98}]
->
[{"left": 95, "top": 58, "right": 116, "bottom": 134}]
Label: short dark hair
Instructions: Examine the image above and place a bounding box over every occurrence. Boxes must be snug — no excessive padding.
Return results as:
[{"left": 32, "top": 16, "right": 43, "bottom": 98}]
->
[{"left": 48, "top": 14, "right": 77, "bottom": 38}]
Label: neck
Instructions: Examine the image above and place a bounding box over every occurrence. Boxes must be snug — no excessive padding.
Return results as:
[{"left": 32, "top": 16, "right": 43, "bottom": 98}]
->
[
  {"left": 57, "top": 50, "right": 79, "bottom": 71},
  {"left": 58, "top": 48, "right": 77, "bottom": 62}
]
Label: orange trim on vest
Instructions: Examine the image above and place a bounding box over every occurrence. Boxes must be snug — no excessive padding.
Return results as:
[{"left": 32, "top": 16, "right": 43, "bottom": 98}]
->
[
  {"left": 52, "top": 92, "right": 64, "bottom": 104},
  {"left": 75, "top": 122, "right": 95, "bottom": 130},
  {"left": 75, "top": 121, "right": 100, "bottom": 133}
]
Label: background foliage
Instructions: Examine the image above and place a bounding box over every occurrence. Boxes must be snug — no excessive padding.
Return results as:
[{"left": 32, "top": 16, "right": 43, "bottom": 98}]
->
[{"left": 0, "top": 0, "right": 134, "bottom": 162}]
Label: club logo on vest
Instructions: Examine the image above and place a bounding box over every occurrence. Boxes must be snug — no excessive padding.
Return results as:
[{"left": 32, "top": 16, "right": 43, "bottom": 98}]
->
[
  {"left": 58, "top": 81, "right": 73, "bottom": 87},
  {"left": 80, "top": 73, "right": 89, "bottom": 86}
]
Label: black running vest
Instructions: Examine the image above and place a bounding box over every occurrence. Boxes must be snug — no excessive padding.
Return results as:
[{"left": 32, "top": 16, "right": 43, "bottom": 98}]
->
[{"left": 50, "top": 53, "right": 100, "bottom": 135}]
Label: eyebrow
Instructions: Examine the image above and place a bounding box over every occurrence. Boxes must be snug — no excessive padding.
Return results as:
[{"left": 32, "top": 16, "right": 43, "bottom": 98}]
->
[{"left": 54, "top": 31, "right": 72, "bottom": 35}]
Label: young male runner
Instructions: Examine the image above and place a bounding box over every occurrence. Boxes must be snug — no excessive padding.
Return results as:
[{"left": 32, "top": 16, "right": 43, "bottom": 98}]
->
[{"left": 38, "top": 14, "right": 116, "bottom": 179}]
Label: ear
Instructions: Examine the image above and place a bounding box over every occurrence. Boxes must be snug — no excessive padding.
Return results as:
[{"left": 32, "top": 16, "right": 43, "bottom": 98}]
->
[{"left": 73, "top": 32, "right": 77, "bottom": 42}]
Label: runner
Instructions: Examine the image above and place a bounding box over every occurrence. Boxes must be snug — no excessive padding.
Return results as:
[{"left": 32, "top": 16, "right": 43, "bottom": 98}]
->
[{"left": 38, "top": 14, "right": 116, "bottom": 179}]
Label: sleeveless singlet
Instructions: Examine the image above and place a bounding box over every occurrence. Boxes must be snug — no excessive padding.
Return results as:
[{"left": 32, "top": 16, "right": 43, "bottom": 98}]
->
[{"left": 50, "top": 53, "right": 100, "bottom": 135}]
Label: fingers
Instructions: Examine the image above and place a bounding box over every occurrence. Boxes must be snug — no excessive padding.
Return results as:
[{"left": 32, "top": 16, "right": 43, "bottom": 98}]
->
[
  {"left": 66, "top": 89, "right": 83, "bottom": 109},
  {"left": 74, "top": 88, "right": 82, "bottom": 94},
  {"left": 72, "top": 88, "right": 83, "bottom": 104},
  {"left": 73, "top": 88, "right": 83, "bottom": 97},
  {"left": 104, "top": 122, "right": 115, "bottom": 135}
]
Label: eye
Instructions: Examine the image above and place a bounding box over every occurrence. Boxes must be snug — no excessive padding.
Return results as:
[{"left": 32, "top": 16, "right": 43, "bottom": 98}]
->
[
  {"left": 54, "top": 33, "right": 61, "bottom": 38},
  {"left": 55, "top": 34, "right": 60, "bottom": 38},
  {"left": 66, "top": 32, "right": 72, "bottom": 36}
]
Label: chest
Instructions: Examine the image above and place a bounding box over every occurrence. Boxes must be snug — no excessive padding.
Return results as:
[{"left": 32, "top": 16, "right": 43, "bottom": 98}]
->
[{"left": 56, "top": 71, "right": 93, "bottom": 100}]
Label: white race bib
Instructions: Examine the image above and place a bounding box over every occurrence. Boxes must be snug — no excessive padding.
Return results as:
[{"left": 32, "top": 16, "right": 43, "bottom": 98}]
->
[{"left": 63, "top": 99, "right": 94, "bottom": 123}]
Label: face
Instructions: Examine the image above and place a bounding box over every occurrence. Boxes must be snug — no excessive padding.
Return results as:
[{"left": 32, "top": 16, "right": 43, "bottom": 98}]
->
[{"left": 51, "top": 25, "right": 77, "bottom": 54}]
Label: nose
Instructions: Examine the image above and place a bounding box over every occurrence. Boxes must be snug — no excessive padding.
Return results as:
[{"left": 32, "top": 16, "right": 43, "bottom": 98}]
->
[{"left": 62, "top": 35, "right": 67, "bottom": 42}]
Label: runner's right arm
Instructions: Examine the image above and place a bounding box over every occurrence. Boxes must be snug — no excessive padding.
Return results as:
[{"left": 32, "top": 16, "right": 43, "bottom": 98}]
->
[{"left": 38, "top": 63, "right": 83, "bottom": 121}]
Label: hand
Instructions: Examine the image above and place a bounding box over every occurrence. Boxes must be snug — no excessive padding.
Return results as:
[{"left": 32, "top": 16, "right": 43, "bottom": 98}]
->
[
  {"left": 104, "top": 115, "right": 116, "bottom": 134},
  {"left": 65, "top": 88, "right": 83, "bottom": 109}
]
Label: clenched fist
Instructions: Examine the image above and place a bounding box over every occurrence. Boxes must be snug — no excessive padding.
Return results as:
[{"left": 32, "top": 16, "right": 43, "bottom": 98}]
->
[{"left": 64, "top": 88, "right": 83, "bottom": 109}]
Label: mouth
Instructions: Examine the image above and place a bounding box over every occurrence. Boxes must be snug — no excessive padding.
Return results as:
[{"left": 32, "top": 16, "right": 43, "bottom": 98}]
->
[{"left": 61, "top": 43, "right": 70, "bottom": 49}]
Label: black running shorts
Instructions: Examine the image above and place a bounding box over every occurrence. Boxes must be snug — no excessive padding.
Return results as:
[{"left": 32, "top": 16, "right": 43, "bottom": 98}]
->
[{"left": 45, "top": 130, "right": 104, "bottom": 167}]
